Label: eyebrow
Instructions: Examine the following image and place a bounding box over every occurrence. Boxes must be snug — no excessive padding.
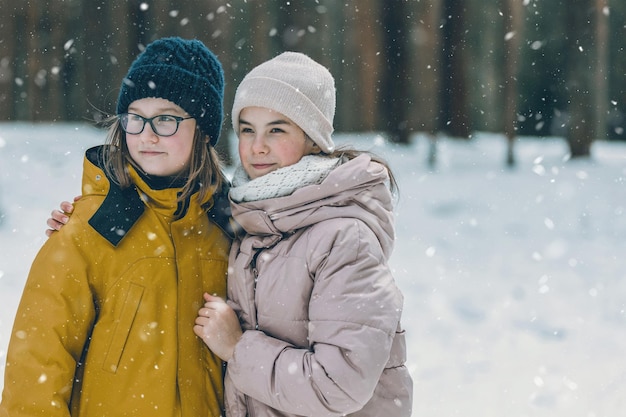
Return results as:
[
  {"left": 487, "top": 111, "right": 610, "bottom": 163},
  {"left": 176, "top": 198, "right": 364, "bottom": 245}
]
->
[
  {"left": 239, "top": 117, "right": 292, "bottom": 127},
  {"left": 128, "top": 106, "right": 184, "bottom": 114}
]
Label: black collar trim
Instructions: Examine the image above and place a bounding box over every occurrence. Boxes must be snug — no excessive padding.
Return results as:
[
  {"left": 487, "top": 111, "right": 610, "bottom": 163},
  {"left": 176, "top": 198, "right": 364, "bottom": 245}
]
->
[{"left": 86, "top": 146, "right": 145, "bottom": 247}]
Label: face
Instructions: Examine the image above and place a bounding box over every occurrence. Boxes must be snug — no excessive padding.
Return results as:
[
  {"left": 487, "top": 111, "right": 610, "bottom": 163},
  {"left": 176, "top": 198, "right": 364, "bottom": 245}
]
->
[
  {"left": 237, "top": 106, "right": 319, "bottom": 179},
  {"left": 125, "top": 97, "right": 197, "bottom": 177}
]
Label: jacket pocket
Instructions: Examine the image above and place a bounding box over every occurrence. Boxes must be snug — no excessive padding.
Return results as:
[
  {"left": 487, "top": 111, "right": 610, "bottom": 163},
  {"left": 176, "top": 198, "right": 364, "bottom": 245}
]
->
[{"left": 102, "top": 283, "right": 144, "bottom": 373}]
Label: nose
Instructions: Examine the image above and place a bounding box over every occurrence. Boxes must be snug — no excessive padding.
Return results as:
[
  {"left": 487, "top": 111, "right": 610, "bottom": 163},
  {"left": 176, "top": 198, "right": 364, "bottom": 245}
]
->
[
  {"left": 251, "top": 134, "right": 268, "bottom": 154},
  {"left": 139, "top": 121, "right": 159, "bottom": 143}
]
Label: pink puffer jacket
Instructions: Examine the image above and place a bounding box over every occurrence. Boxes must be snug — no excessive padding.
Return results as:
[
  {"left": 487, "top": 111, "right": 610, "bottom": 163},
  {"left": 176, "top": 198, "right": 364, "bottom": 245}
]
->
[{"left": 224, "top": 154, "right": 413, "bottom": 416}]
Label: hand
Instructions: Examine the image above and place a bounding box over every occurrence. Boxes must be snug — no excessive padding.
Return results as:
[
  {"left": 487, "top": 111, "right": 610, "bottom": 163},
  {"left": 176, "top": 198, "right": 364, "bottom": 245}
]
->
[
  {"left": 193, "top": 293, "right": 243, "bottom": 362},
  {"left": 45, "top": 196, "right": 81, "bottom": 237}
]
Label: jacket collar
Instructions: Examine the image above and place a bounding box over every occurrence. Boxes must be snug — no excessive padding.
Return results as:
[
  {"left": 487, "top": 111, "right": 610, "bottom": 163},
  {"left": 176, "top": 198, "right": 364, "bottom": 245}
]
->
[
  {"left": 85, "top": 147, "right": 145, "bottom": 247},
  {"left": 230, "top": 154, "right": 396, "bottom": 257},
  {"left": 85, "top": 145, "right": 238, "bottom": 246}
]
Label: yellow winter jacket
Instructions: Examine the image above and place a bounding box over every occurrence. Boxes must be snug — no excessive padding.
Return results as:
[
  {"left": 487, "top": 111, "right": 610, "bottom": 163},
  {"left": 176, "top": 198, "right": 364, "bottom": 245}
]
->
[{"left": 0, "top": 146, "right": 232, "bottom": 417}]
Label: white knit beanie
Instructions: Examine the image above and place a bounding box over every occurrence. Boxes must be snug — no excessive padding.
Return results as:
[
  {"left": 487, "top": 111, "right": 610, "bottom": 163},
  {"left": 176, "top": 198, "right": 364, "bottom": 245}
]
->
[{"left": 231, "top": 52, "right": 336, "bottom": 153}]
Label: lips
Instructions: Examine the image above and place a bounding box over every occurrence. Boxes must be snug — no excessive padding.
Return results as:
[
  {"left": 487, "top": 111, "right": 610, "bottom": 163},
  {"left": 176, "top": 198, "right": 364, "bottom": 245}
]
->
[
  {"left": 251, "top": 163, "right": 273, "bottom": 170},
  {"left": 140, "top": 150, "right": 165, "bottom": 156}
]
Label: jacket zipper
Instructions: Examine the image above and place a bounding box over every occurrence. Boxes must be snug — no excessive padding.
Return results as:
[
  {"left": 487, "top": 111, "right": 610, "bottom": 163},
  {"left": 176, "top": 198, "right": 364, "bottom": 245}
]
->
[{"left": 250, "top": 250, "right": 261, "bottom": 331}]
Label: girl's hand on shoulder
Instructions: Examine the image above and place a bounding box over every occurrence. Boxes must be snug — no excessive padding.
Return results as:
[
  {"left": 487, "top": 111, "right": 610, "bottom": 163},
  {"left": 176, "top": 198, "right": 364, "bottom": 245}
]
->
[
  {"left": 45, "top": 196, "right": 82, "bottom": 237},
  {"left": 193, "top": 293, "right": 243, "bottom": 362}
]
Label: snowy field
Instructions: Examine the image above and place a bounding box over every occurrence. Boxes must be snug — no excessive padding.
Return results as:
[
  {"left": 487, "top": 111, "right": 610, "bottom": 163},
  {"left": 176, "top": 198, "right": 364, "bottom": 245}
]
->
[{"left": 1, "top": 122, "right": 625, "bottom": 416}]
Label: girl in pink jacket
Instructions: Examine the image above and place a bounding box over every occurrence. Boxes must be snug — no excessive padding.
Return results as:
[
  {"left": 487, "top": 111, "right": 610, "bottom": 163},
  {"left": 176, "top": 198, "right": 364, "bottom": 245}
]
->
[{"left": 194, "top": 52, "right": 413, "bottom": 417}]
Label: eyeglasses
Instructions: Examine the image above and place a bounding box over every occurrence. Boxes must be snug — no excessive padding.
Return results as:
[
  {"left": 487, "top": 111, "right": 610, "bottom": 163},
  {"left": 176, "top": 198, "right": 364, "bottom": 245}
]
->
[{"left": 119, "top": 113, "right": 193, "bottom": 137}]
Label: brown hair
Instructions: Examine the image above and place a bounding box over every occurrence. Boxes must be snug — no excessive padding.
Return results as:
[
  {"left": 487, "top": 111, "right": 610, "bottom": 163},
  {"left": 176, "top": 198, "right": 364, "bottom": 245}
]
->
[
  {"left": 306, "top": 136, "right": 398, "bottom": 197},
  {"left": 100, "top": 116, "right": 227, "bottom": 205}
]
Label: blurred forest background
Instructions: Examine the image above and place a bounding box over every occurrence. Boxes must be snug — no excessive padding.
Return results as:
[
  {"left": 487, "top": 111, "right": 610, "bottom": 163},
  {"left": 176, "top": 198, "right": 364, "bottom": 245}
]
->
[{"left": 0, "top": 0, "right": 624, "bottom": 165}]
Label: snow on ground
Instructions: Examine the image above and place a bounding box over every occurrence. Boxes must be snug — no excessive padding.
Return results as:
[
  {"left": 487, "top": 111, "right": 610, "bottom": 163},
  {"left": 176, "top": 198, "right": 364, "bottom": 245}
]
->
[{"left": 1, "top": 123, "right": 625, "bottom": 416}]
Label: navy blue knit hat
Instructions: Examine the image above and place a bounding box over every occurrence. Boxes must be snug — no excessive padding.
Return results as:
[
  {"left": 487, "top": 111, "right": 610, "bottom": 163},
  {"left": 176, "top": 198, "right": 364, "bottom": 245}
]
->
[{"left": 117, "top": 37, "right": 224, "bottom": 146}]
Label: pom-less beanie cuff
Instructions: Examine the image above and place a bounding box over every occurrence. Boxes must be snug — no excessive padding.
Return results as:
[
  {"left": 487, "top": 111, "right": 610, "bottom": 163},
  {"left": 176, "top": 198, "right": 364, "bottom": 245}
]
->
[{"left": 231, "top": 52, "right": 336, "bottom": 153}]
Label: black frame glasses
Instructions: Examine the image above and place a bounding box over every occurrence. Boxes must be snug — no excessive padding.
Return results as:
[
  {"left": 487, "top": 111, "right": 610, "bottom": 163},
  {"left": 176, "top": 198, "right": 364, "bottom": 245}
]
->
[{"left": 119, "top": 113, "right": 193, "bottom": 137}]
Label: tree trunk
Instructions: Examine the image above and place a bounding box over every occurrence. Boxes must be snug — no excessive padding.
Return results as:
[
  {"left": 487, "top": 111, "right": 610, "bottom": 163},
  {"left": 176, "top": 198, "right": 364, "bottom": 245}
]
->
[
  {"left": 409, "top": 0, "right": 443, "bottom": 166},
  {"left": 440, "top": 0, "right": 471, "bottom": 139},
  {"left": 502, "top": 0, "right": 525, "bottom": 167},
  {"left": 564, "top": 0, "right": 596, "bottom": 158},
  {"left": 24, "top": 0, "right": 41, "bottom": 119},
  {"left": 594, "top": 0, "right": 609, "bottom": 141},
  {"left": 381, "top": 0, "right": 411, "bottom": 144},
  {"left": 0, "top": 0, "right": 17, "bottom": 119},
  {"left": 346, "top": 0, "right": 382, "bottom": 132}
]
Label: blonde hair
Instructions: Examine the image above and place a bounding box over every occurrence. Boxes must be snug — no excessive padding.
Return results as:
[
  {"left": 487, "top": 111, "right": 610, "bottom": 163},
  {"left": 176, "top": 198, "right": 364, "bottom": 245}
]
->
[{"left": 100, "top": 117, "right": 227, "bottom": 205}]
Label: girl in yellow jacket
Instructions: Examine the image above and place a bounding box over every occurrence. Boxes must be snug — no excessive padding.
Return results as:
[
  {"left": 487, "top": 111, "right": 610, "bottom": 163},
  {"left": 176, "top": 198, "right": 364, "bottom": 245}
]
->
[{"left": 0, "top": 37, "right": 232, "bottom": 417}]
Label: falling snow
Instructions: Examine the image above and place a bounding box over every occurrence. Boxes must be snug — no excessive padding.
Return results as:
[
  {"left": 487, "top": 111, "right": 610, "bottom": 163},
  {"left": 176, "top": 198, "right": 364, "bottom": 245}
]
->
[{"left": 0, "top": 123, "right": 625, "bottom": 416}]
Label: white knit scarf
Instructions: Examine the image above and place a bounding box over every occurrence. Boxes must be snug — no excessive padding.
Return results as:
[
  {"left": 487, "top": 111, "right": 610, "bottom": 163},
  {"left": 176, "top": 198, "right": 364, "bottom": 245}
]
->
[{"left": 230, "top": 155, "right": 340, "bottom": 202}]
